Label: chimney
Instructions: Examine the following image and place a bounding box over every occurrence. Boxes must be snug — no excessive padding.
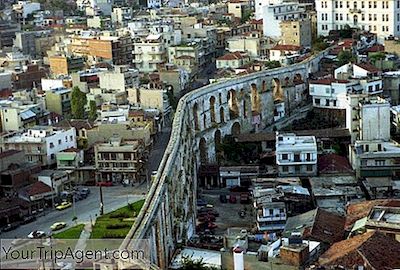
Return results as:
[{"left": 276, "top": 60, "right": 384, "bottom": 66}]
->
[{"left": 233, "top": 246, "right": 244, "bottom": 270}]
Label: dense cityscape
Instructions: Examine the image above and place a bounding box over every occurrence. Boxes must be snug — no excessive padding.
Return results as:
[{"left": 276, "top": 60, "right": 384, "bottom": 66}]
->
[{"left": 0, "top": 0, "right": 399, "bottom": 269}]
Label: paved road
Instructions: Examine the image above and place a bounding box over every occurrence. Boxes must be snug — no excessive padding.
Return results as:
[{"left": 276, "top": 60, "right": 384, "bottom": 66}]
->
[
  {"left": 143, "top": 127, "right": 172, "bottom": 187},
  {"left": 0, "top": 186, "right": 145, "bottom": 239}
]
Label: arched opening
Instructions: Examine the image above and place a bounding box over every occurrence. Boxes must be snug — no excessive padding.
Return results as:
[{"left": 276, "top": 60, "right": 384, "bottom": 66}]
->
[
  {"left": 193, "top": 102, "right": 199, "bottom": 130},
  {"left": 210, "top": 96, "right": 216, "bottom": 123},
  {"left": 251, "top": 83, "right": 261, "bottom": 114},
  {"left": 240, "top": 89, "right": 247, "bottom": 118},
  {"left": 203, "top": 115, "right": 207, "bottom": 129},
  {"left": 228, "top": 89, "right": 239, "bottom": 119},
  {"left": 199, "top": 138, "right": 207, "bottom": 164},
  {"left": 284, "top": 77, "right": 290, "bottom": 87},
  {"left": 214, "top": 129, "right": 222, "bottom": 162},
  {"left": 273, "top": 78, "right": 284, "bottom": 102},
  {"left": 353, "top": 14, "right": 358, "bottom": 25},
  {"left": 218, "top": 93, "right": 222, "bottom": 104},
  {"left": 294, "top": 73, "right": 303, "bottom": 85},
  {"left": 262, "top": 81, "right": 266, "bottom": 92},
  {"left": 231, "top": 122, "right": 241, "bottom": 136},
  {"left": 220, "top": 107, "right": 225, "bottom": 123}
]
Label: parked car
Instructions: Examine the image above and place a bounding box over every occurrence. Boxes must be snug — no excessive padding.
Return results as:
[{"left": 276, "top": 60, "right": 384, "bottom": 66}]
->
[
  {"left": 219, "top": 194, "right": 227, "bottom": 203},
  {"left": 80, "top": 187, "right": 90, "bottom": 195},
  {"left": 28, "top": 230, "right": 46, "bottom": 239},
  {"left": 96, "top": 181, "right": 113, "bottom": 187},
  {"left": 56, "top": 201, "right": 72, "bottom": 211},
  {"left": 2, "top": 223, "right": 20, "bottom": 232},
  {"left": 50, "top": 222, "right": 67, "bottom": 231},
  {"left": 21, "top": 215, "right": 36, "bottom": 224},
  {"left": 197, "top": 199, "right": 207, "bottom": 207}
]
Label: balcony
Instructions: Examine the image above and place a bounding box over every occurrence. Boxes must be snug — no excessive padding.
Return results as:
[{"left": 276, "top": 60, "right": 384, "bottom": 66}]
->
[
  {"left": 257, "top": 213, "right": 286, "bottom": 222},
  {"left": 148, "top": 50, "right": 165, "bottom": 55},
  {"left": 133, "top": 49, "right": 142, "bottom": 55},
  {"left": 132, "top": 59, "right": 143, "bottom": 63}
]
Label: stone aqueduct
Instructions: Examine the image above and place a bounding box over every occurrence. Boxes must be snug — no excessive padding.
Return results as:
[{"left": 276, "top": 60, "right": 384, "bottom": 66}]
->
[{"left": 119, "top": 50, "right": 329, "bottom": 269}]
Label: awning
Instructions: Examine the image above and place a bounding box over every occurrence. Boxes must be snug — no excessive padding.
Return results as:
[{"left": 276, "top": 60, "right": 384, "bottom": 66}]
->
[{"left": 56, "top": 153, "right": 76, "bottom": 161}]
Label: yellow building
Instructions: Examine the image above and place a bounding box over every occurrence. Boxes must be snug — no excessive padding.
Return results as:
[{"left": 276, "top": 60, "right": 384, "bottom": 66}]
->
[
  {"left": 227, "top": 0, "right": 249, "bottom": 19},
  {"left": 280, "top": 18, "right": 312, "bottom": 48}
]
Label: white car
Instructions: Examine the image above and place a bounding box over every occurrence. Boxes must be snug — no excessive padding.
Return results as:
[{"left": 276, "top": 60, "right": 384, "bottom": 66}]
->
[{"left": 27, "top": 230, "right": 46, "bottom": 239}]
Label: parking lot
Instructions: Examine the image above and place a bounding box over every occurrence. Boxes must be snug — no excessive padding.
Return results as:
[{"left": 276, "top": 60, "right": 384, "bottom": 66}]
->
[{"left": 200, "top": 190, "right": 255, "bottom": 236}]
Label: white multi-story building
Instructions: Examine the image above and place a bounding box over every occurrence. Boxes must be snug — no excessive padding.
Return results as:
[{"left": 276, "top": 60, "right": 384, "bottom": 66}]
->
[
  {"left": 310, "top": 77, "right": 383, "bottom": 109},
  {"left": 256, "top": 0, "right": 310, "bottom": 37},
  {"left": 98, "top": 65, "right": 139, "bottom": 92},
  {"left": 316, "top": 0, "right": 400, "bottom": 39},
  {"left": 275, "top": 133, "right": 318, "bottom": 176},
  {"left": 13, "top": 1, "right": 41, "bottom": 19},
  {"left": 346, "top": 96, "right": 391, "bottom": 142},
  {"left": 2, "top": 126, "right": 77, "bottom": 166},
  {"left": 132, "top": 34, "right": 167, "bottom": 73}
]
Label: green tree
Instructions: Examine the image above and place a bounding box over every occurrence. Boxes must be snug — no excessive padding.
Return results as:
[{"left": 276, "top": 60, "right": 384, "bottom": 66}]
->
[
  {"left": 178, "top": 256, "right": 218, "bottom": 270},
  {"left": 338, "top": 50, "right": 356, "bottom": 66},
  {"left": 241, "top": 9, "right": 253, "bottom": 23},
  {"left": 88, "top": 100, "right": 97, "bottom": 121},
  {"left": 71, "top": 86, "right": 87, "bottom": 119},
  {"left": 312, "top": 36, "right": 329, "bottom": 52}
]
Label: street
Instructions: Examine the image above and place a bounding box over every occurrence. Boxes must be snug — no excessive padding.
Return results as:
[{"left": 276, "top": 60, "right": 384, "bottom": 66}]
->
[
  {"left": 0, "top": 126, "right": 172, "bottom": 239},
  {"left": 0, "top": 186, "right": 146, "bottom": 239}
]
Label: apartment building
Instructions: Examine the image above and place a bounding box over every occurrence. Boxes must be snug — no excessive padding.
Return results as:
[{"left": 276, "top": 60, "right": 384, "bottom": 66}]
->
[
  {"left": 310, "top": 77, "right": 383, "bottom": 109},
  {"left": 0, "top": 22, "right": 20, "bottom": 48},
  {"left": 128, "top": 86, "right": 171, "bottom": 119},
  {"left": 346, "top": 96, "right": 390, "bottom": 143},
  {"left": 254, "top": 200, "right": 287, "bottom": 231},
  {"left": 45, "top": 88, "right": 72, "bottom": 117},
  {"left": 276, "top": 133, "right": 318, "bottom": 176},
  {"left": 49, "top": 55, "right": 85, "bottom": 75},
  {"left": 132, "top": 34, "right": 167, "bottom": 73},
  {"left": 256, "top": 0, "right": 310, "bottom": 37},
  {"left": 2, "top": 126, "right": 77, "bottom": 166},
  {"left": 94, "top": 136, "right": 145, "bottom": 184},
  {"left": 228, "top": 0, "right": 250, "bottom": 19},
  {"left": 349, "top": 140, "right": 400, "bottom": 178},
  {"left": 0, "top": 100, "right": 48, "bottom": 132},
  {"left": 12, "top": 1, "right": 41, "bottom": 19},
  {"left": 226, "top": 33, "right": 266, "bottom": 59},
  {"left": 68, "top": 33, "right": 133, "bottom": 65},
  {"left": 111, "top": 7, "right": 132, "bottom": 27},
  {"left": 98, "top": 65, "right": 139, "bottom": 91},
  {"left": 316, "top": 0, "right": 400, "bottom": 39},
  {"left": 280, "top": 18, "right": 312, "bottom": 47}
]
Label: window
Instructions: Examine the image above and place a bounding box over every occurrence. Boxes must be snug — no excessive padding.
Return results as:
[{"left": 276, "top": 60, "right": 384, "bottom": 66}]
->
[
  {"left": 333, "top": 100, "right": 337, "bottom": 106},
  {"left": 294, "top": 154, "right": 300, "bottom": 162},
  {"left": 374, "top": 14, "right": 377, "bottom": 21},
  {"left": 282, "top": 153, "right": 288, "bottom": 160},
  {"left": 347, "top": 1, "right": 350, "bottom": 7},
  {"left": 331, "top": 88, "right": 335, "bottom": 93},
  {"left": 369, "top": 14, "right": 372, "bottom": 21},
  {"left": 58, "top": 139, "right": 62, "bottom": 145},
  {"left": 315, "top": 98, "right": 321, "bottom": 105},
  {"left": 282, "top": 166, "right": 289, "bottom": 172},
  {"left": 378, "top": 144, "right": 382, "bottom": 151},
  {"left": 353, "top": 1, "right": 357, "bottom": 8},
  {"left": 368, "top": 85, "right": 373, "bottom": 92},
  {"left": 340, "top": 14, "right": 343, "bottom": 20},
  {"left": 373, "top": 1, "right": 377, "bottom": 8},
  {"left": 269, "top": 209, "right": 273, "bottom": 215},
  {"left": 70, "top": 135, "right": 73, "bottom": 141},
  {"left": 325, "top": 99, "right": 330, "bottom": 106},
  {"left": 310, "top": 86, "right": 314, "bottom": 92},
  {"left": 335, "top": 13, "right": 339, "bottom": 20},
  {"left": 50, "top": 142, "right": 54, "bottom": 148},
  {"left": 50, "top": 154, "right": 55, "bottom": 160},
  {"left": 365, "top": 144, "right": 369, "bottom": 152},
  {"left": 375, "top": 84, "right": 380, "bottom": 91},
  {"left": 306, "top": 165, "right": 313, "bottom": 171},
  {"left": 369, "top": 1, "right": 372, "bottom": 8},
  {"left": 361, "top": 1, "right": 364, "bottom": 8},
  {"left": 326, "top": 88, "right": 330, "bottom": 93},
  {"left": 335, "top": 1, "right": 338, "bottom": 8},
  {"left": 375, "top": 160, "right": 385, "bottom": 166},
  {"left": 306, "top": 153, "right": 311, "bottom": 161},
  {"left": 361, "top": 14, "right": 365, "bottom": 21},
  {"left": 339, "top": 1, "right": 342, "bottom": 7}
]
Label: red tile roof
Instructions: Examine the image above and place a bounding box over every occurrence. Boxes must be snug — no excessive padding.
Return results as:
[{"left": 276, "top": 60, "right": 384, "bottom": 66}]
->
[
  {"left": 62, "top": 147, "right": 80, "bottom": 153},
  {"left": 309, "top": 78, "right": 349, "bottom": 85},
  {"left": 271, "top": 44, "right": 302, "bottom": 51},
  {"left": 27, "top": 181, "right": 52, "bottom": 196},
  {"left": 345, "top": 199, "right": 400, "bottom": 230},
  {"left": 319, "top": 231, "right": 400, "bottom": 269},
  {"left": 175, "top": 55, "right": 194, "bottom": 60},
  {"left": 217, "top": 51, "right": 247, "bottom": 61},
  {"left": 250, "top": 19, "right": 263, "bottom": 24},
  {"left": 365, "top": 44, "right": 384, "bottom": 53},
  {"left": 318, "top": 154, "right": 353, "bottom": 174},
  {"left": 310, "top": 208, "right": 346, "bottom": 244},
  {"left": 355, "top": 62, "right": 380, "bottom": 73}
]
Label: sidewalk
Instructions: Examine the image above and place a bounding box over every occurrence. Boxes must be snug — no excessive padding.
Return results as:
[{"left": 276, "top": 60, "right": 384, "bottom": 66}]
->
[{"left": 74, "top": 222, "right": 92, "bottom": 251}]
